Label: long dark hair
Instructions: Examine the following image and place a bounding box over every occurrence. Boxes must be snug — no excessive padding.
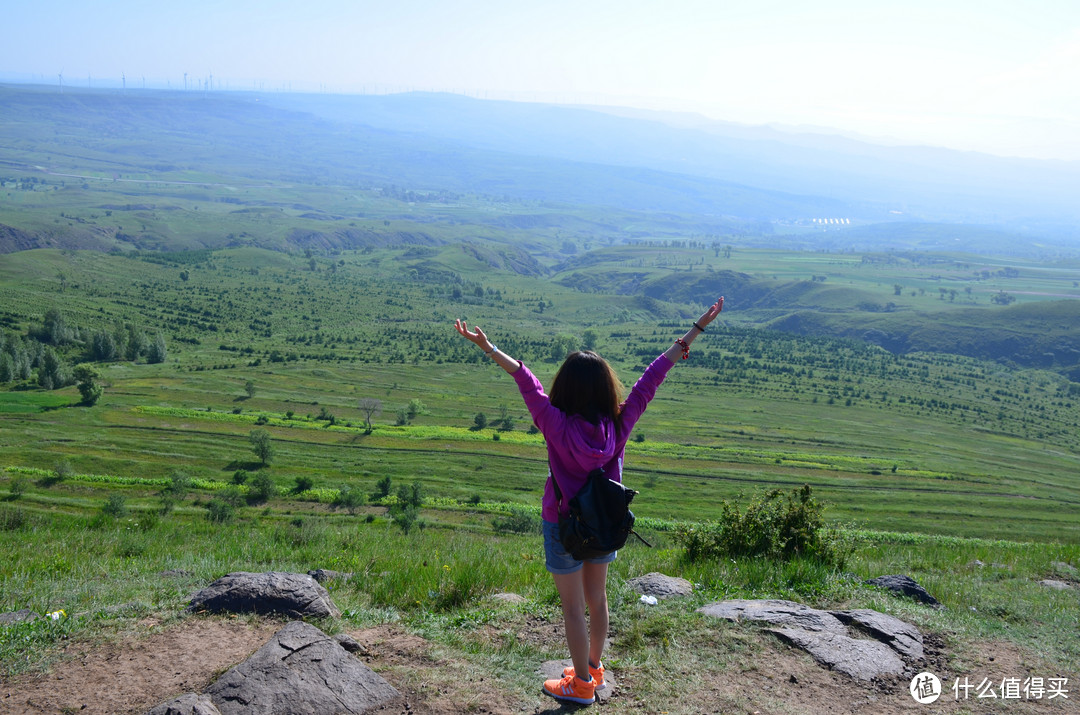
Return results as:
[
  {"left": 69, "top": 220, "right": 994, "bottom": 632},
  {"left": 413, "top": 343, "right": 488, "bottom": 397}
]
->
[{"left": 549, "top": 350, "right": 624, "bottom": 424}]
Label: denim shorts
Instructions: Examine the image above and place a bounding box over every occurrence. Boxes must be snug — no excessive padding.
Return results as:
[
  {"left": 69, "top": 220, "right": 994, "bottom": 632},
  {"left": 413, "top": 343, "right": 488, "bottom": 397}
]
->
[{"left": 543, "top": 519, "right": 617, "bottom": 575}]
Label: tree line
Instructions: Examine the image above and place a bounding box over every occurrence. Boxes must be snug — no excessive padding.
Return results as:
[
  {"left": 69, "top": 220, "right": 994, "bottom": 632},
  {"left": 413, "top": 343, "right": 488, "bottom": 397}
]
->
[{"left": 0, "top": 309, "right": 168, "bottom": 397}]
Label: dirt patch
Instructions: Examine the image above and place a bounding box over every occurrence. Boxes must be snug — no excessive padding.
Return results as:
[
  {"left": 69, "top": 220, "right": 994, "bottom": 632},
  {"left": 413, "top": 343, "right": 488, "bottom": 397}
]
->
[
  {"left": 3, "top": 620, "right": 1076, "bottom": 715},
  {"left": 347, "top": 625, "right": 526, "bottom": 714},
  {"left": 677, "top": 632, "right": 1077, "bottom": 715},
  {"left": 1, "top": 616, "right": 278, "bottom": 715}
]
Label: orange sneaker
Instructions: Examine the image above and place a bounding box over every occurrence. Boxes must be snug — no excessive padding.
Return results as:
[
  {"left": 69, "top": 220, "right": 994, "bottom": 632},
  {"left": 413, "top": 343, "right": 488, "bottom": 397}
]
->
[
  {"left": 543, "top": 673, "right": 596, "bottom": 705},
  {"left": 562, "top": 660, "right": 606, "bottom": 691}
]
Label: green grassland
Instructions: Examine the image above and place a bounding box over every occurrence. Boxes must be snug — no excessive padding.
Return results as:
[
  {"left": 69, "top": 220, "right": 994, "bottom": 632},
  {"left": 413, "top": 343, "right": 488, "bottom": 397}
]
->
[
  {"left": 2, "top": 86, "right": 1079, "bottom": 707},
  {"left": 2, "top": 247, "right": 1079, "bottom": 710}
]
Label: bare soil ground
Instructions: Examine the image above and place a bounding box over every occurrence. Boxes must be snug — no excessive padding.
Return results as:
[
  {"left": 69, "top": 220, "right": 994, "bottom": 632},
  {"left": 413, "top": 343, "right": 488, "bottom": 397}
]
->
[{"left": 1, "top": 618, "right": 1077, "bottom": 715}]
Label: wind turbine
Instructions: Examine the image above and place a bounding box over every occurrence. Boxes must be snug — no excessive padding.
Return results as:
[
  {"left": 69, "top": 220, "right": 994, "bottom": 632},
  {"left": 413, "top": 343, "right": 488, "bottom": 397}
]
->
[
  {"left": 58, "top": 70, "right": 63, "bottom": 94},
  {"left": 122, "top": 72, "right": 126, "bottom": 94},
  {"left": 184, "top": 72, "right": 188, "bottom": 91}
]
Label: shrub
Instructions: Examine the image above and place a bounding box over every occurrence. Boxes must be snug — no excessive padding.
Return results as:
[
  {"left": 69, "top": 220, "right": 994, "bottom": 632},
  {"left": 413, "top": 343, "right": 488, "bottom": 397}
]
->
[
  {"left": 332, "top": 485, "right": 364, "bottom": 514},
  {"left": 674, "top": 485, "right": 849, "bottom": 566},
  {"left": 292, "top": 475, "right": 315, "bottom": 494},
  {"left": 8, "top": 475, "right": 29, "bottom": 499},
  {"left": 0, "top": 505, "right": 31, "bottom": 531},
  {"left": 231, "top": 469, "right": 249, "bottom": 485},
  {"left": 100, "top": 494, "right": 127, "bottom": 519},
  {"left": 492, "top": 505, "right": 541, "bottom": 534},
  {"left": 51, "top": 460, "right": 74, "bottom": 483},
  {"left": 246, "top": 473, "right": 275, "bottom": 504},
  {"left": 205, "top": 499, "right": 235, "bottom": 523}
]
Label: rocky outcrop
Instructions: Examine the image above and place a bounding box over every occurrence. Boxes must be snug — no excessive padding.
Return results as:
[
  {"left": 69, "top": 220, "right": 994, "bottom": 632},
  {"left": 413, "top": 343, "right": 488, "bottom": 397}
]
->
[
  {"left": 145, "top": 693, "right": 222, "bottom": 715},
  {"left": 187, "top": 572, "right": 341, "bottom": 619},
  {"left": 864, "top": 574, "right": 941, "bottom": 607},
  {"left": 698, "top": 599, "right": 925, "bottom": 681},
  {"left": 626, "top": 573, "right": 693, "bottom": 599}
]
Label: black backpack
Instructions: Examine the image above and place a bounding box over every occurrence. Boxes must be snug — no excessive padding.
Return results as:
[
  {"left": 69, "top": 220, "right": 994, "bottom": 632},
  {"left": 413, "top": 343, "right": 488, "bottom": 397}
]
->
[{"left": 552, "top": 467, "right": 652, "bottom": 560}]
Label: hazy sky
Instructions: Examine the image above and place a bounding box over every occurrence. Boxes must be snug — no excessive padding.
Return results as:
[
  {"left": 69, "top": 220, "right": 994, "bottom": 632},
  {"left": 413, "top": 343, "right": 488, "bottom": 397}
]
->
[{"left": 4, "top": 0, "right": 1079, "bottom": 160}]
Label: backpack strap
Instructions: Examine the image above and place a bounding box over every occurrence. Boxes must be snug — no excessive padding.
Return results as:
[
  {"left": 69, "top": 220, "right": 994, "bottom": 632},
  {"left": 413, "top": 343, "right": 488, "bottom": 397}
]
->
[{"left": 548, "top": 461, "right": 602, "bottom": 508}]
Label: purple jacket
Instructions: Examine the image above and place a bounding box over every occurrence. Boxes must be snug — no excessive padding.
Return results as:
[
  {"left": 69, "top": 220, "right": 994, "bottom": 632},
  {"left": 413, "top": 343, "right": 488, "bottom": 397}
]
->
[{"left": 512, "top": 353, "right": 675, "bottom": 523}]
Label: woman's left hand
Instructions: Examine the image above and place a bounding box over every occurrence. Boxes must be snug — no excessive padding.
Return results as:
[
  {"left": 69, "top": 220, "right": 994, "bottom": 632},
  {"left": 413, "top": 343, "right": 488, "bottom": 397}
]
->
[{"left": 454, "top": 319, "right": 491, "bottom": 349}]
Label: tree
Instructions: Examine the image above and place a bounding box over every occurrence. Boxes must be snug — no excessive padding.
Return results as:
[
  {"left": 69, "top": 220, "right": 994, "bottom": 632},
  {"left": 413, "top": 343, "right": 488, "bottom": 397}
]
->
[
  {"left": 124, "top": 325, "right": 148, "bottom": 361},
  {"left": 406, "top": 398, "right": 426, "bottom": 422},
  {"left": 146, "top": 334, "right": 168, "bottom": 363},
  {"left": 90, "top": 330, "right": 117, "bottom": 361},
  {"left": 244, "top": 379, "right": 256, "bottom": 399},
  {"left": 582, "top": 329, "right": 598, "bottom": 351},
  {"left": 473, "top": 412, "right": 488, "bottom": 430},
  {"left": 370, "top": 475, "right": 392, "bottom": 502},
  {"left": 358, "top": 398, "right": 382, "bottom": 431},
  {"left": 37, "top": 347, "right": 68, "bottom": 390},
  {"left": 73, "top": 363, "right": 103, "bottom": 406},
  {"left": 249, "top": 428, "right": 274, "bottom": 466},
  {"left": 991, "top": 291, "right": 1016, "bottom": 306},
  {"left": 893, "top": 284, "right": 903, "bottom": 296},
  {"left": 390, "top": 480, "right": 423, "bottom": 534}
]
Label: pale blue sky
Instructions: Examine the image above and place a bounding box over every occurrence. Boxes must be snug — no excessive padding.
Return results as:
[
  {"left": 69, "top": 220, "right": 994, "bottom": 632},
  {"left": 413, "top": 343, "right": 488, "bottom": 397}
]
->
[{"left": 4, "top": 0, "right": 1078, "bottom": 160}]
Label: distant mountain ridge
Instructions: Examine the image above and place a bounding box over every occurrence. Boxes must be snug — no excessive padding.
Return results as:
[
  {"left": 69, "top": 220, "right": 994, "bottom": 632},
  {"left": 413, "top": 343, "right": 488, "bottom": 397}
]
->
[{"left": 261, "top": 91, "right": 1080, "bottom": 230}]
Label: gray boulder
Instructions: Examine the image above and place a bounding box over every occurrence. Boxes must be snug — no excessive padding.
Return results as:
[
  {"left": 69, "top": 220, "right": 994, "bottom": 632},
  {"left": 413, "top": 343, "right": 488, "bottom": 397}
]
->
[
  {"left": 0, "top": 608, "right": 40, "bottom": 624},
  {"left": 697, "top": 599, "right": 845, "bottom": 633},
  {"left": 770, "top": 627, "right": 906, "bottom": 681},
  {"left": 146, "top": 693, "right": 222, "bottom": 715},
  {"left": 865, "top": 574, "right": 941, "bottom": 607},
  {"left": 307, "top": 569, "right": 351, "bottom": 583},
  {"left": 188, "top": 572, "right": 341, "bottom": 619},
  {"left": 829, "top": 609, "right": 924, "bottom": 661},
  {"left": 205, "top": 620, "right": 400, "bottom": 714},
  {"left": 1040, "top": 579, "right": 1072, "bottom": 590},
  {"left": 626, "top": 573, "right": 693, "bottom": 599}
]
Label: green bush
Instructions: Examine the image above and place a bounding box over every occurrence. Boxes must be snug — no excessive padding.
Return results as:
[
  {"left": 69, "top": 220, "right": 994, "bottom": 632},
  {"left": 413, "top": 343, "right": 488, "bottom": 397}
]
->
[
  {"left": 205, "top": 498, "right": 235, "bottom": 523},
  {"left": 0, "top": 505, "right": 31, "bottom": 531},
  {"left": 492, "top": 505, "right": 541, "bottom": 535},
  {"left": 332, "top": 485, "right": 364, "bottom": 514},
  {"left": 100, "top": 494, "right": 127, "bottom": 519},
  {"left": 673, "top": 485, "right": 849, "bottom": 566},
  {"left": 8, "top": 475, "right": 29, "bottom": 499},
  {"left": 292, "top": 475, "right": 315, "bottom": 494},
  {"left": 246, "top": 473, "right": 275, "bottom": 504}
]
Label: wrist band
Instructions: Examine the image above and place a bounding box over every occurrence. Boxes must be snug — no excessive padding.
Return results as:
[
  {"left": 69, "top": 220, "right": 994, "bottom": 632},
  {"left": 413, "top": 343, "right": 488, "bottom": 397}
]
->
[
  {"left": 693, "top": 322, "right": 707, "bottom": 333},
  {"left": 675, "top": 338, "right": 690, "bottom": 360},
  {"left": 485, "top": 345, "right": 499, "bottom": 356}
]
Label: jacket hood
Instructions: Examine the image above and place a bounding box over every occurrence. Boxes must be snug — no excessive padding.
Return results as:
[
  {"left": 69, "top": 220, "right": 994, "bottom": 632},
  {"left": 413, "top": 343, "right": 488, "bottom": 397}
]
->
[{"left": 559, "top": 414, "right": 617, "bottom": 474}]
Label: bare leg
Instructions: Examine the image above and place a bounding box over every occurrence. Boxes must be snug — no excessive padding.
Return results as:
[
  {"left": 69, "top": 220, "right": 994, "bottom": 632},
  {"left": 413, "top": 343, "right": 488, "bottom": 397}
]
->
[
  {"left": 551, "top": 570, "right": 591, "bottom": 680},
  {"left": 582, "top": 561, "right": 609, "bottom": 667}
]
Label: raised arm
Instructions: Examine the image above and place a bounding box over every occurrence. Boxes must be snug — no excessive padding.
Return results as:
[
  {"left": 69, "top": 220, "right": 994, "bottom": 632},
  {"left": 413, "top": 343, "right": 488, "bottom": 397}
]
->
[
  {"left": 663, "top": 296, "right": 724, "bottom": 363},
  {"left": 454, "top": 319, "right": 521, "bottom": 374}
]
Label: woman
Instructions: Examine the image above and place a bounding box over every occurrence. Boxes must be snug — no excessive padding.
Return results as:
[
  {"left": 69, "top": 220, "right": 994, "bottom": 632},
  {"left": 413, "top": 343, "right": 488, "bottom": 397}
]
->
[{"left": 454, "top": 296, "right": 723, "bottom": 705}]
